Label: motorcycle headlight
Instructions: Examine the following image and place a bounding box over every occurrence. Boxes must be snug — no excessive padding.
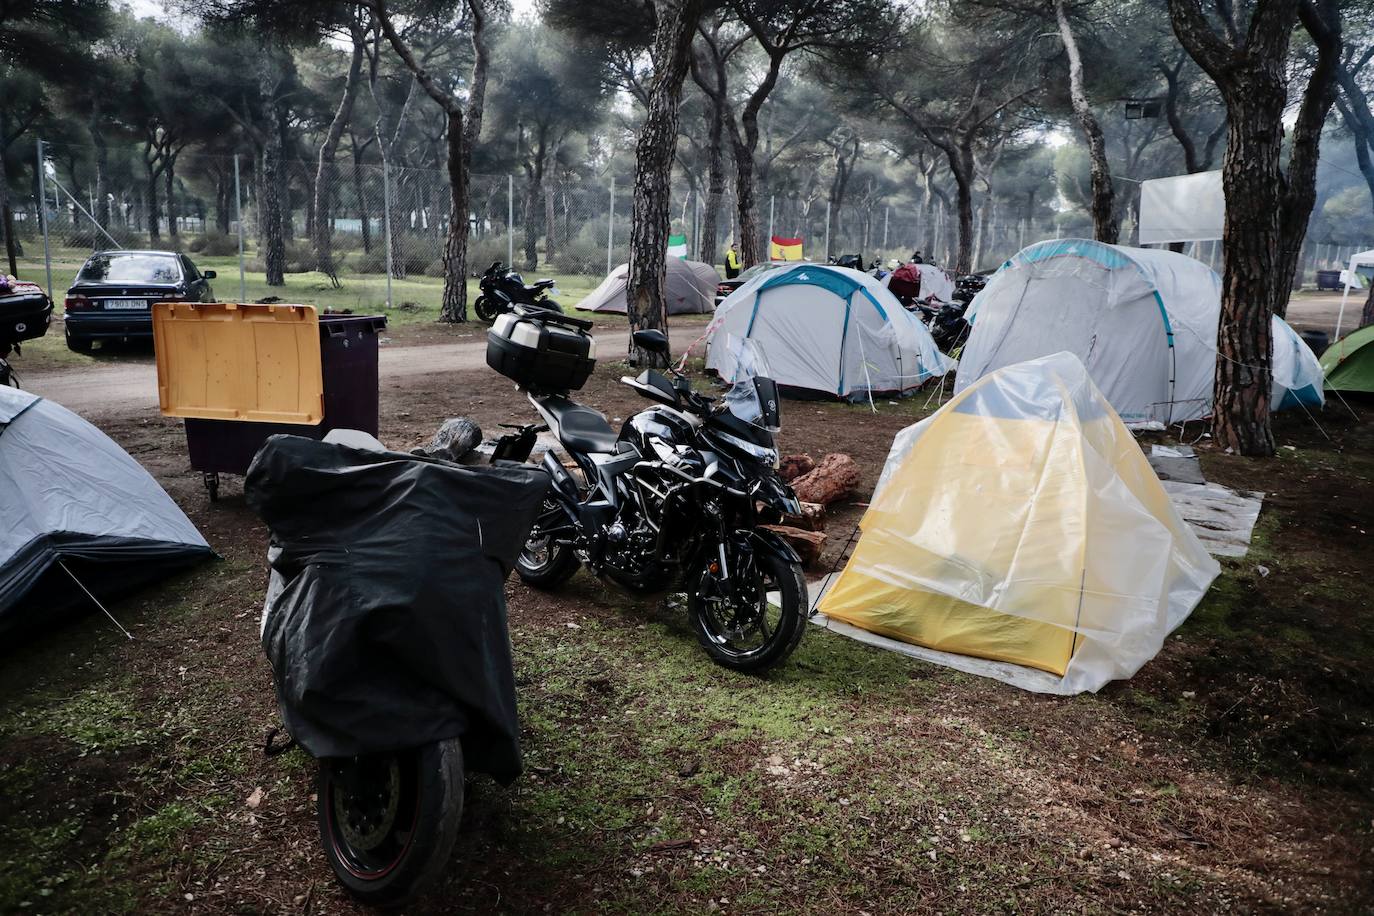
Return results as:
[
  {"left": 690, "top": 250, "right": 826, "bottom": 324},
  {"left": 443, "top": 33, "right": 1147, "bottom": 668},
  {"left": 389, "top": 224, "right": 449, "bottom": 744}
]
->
[{"left": 716, "top": 431, "right": 778, "bottom": 468}]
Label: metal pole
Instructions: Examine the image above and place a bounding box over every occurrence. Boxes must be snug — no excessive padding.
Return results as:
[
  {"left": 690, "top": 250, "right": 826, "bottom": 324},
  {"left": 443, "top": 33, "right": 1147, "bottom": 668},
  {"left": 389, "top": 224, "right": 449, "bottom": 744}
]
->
[
  {"left": 883, "top": 206, "right": 889, "bottom": 250},
  {"left": 767, "top": 196, "right": 775, "bottom": 254},
  {"left": 824, "top": 200, "right": 831, "bottom": 261},
  {"left": 606, "top": 176, "right": 615, "bottom": 276},
  {"left": 233, "top": 155, "right": 246, "bottom": 302},
  {"left": 36, "top": 140, "right": 52, "bottom": 296},
  {"left": 507, "top": 174, "right": 515, "bottom": 267},
  {"left": 382, "top": 159, "right": 395, "bottom": 310}
]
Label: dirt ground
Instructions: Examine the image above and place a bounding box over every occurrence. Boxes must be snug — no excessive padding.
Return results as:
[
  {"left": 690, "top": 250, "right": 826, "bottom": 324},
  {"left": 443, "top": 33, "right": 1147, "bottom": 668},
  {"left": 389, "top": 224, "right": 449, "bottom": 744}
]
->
[{"left": 1, "top": 323, "right": 1372, "bottom": 915}]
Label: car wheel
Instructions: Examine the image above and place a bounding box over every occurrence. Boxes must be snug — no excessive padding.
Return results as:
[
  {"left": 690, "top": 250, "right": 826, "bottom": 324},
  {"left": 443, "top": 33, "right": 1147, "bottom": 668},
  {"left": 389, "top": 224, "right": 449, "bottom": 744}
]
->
[{"left": 65, "top": 331, "right": 94, "bottom": 354}]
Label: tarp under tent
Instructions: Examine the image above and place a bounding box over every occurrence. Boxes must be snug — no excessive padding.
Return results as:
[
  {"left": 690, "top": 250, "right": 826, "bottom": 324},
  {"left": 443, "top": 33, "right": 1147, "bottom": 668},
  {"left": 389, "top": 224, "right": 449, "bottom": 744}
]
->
[
  {"left": 1336, "top": 249, "right": 1374, "bottom": 339},
  {"left": 0, "top": 386, "right": 212, "bottom": 639},
  {"left": 1320, "top": 325, "right": 1374, "bottom": 394},
  {"left": 817, "top": 352, "right": 1220, "bottom": 695},
  {"left": 705, "top": 263, "right": 953, "bottom": 399},
  {"left": 770, "top": 236, "right": 804, "bottom": 260},
  {"left": 575, "top": 258, "right": 719, "bottom": 315},
  {"left": 956, "top": 239, "right": 1324, "bottom": 425}
]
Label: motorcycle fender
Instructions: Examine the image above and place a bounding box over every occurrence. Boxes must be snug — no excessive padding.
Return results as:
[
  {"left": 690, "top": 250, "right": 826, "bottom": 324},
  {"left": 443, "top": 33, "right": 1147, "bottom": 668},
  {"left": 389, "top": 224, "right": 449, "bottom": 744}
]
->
[
  {"left": 541, "top": 451, "right": 579, "bottom": 504},
  {"left": 746, "top": 527, "right": 801, "bottom": 565}
]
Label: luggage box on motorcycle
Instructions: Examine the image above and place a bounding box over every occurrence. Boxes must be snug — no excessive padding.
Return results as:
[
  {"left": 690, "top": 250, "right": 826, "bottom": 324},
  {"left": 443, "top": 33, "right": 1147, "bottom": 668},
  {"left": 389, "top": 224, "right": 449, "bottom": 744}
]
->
[
  {"left": 0, "top": 289, "right": 53, "bottom": 346},
  {"left": 486, "top": 312, "right": 596, "bottom": 392}
]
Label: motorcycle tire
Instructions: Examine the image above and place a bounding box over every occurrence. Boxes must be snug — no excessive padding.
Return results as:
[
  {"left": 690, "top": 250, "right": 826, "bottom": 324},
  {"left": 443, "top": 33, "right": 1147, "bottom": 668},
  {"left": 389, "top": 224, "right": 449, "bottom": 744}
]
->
[
  {"left": 473, "top": 295, "right": 503, "bottom": 323},
  {"left": 515, "top": 500, "right": 580, "bottom": 589},
  {"left": 317, "top": 738, "right": 464, "bottom": 908},
  {"left": 689, "top": 548, "right": 807, "bottom": 674}
]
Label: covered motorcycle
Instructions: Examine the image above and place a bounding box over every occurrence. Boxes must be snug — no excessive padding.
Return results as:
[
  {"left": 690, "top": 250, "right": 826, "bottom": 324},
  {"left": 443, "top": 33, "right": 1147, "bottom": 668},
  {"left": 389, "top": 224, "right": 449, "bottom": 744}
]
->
[{"left": 245, "top": 434, "right": 550, "bottom": 906}]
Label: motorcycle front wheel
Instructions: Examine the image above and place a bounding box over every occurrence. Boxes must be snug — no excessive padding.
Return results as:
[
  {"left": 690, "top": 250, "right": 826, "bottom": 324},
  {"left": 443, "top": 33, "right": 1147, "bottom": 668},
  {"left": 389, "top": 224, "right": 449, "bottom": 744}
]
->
[
  {"left": 317, "top": 739, "right": 464, "bottom": 908},
  {"left": 473, "top": 295, "right": 503, "bottom": 323},
  {"left": 689, "top": 544, "right": 806, "bottom": 673}
]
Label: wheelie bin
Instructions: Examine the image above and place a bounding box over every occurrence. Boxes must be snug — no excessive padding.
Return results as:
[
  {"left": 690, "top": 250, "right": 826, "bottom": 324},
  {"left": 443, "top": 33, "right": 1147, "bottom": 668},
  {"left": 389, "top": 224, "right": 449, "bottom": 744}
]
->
[{"left": 152, "top": 302, "right": 387, "bottom": 500}]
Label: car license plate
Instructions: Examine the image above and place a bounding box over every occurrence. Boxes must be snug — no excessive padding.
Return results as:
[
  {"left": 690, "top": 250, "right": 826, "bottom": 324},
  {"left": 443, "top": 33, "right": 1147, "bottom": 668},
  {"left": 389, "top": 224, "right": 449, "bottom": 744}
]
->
[{"left": 103, "top": 298, "right": 147, "bottom": 310}]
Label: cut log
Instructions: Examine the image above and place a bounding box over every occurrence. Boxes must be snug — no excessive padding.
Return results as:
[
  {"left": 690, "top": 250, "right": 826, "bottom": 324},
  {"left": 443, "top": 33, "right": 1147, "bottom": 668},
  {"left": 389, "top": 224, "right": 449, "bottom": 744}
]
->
[
  {"left": 778, "top": 453, "right": 816, "bottom": 483},
  {"left": 782, "top": 501, "right": 826, "bottom": 532},
  {"left": 760, "top": 524, "right": 827, "bottom": 567},
  {"left": 790, "top": 453, "right": 861, "bottom": 506}
]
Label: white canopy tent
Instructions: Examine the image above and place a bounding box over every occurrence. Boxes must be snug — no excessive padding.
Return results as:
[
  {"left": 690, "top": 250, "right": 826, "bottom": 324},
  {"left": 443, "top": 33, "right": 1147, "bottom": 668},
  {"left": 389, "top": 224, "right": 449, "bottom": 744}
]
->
[{"left": 1336, "top": 249, "right": 1374, "bottom": 339}]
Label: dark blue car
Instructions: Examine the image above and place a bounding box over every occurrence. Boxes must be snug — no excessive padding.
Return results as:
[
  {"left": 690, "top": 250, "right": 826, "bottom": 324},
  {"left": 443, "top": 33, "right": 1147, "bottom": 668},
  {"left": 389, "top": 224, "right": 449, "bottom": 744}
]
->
[{"left": 63, "top": 250, "right": 215, "bottom": 352}]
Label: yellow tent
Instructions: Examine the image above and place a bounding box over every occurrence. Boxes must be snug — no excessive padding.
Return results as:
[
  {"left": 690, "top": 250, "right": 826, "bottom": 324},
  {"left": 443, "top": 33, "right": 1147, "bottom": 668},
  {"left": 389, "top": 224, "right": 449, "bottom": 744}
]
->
[{"left": 818, "top": 352, "right": 1218, "bottom": 694}]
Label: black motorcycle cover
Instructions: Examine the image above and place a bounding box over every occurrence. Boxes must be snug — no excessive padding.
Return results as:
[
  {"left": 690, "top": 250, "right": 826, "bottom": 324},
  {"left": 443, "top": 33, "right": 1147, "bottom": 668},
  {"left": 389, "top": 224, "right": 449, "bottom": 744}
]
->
[{"left": 245, "top": 435, "right": 550, "bottom": 783}]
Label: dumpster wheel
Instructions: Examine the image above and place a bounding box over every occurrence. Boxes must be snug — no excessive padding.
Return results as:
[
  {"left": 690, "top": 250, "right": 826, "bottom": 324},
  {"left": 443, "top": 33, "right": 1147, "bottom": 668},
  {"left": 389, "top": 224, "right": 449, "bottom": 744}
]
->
[{"left": 203, "top": 472, "right": 221, "bottom": 502}]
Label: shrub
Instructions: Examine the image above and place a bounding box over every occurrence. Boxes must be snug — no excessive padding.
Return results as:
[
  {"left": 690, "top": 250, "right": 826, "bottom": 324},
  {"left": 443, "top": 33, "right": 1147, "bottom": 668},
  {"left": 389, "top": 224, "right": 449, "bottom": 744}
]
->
[{"left": 188, "top": 232, "right": 240, "bottom": 256}]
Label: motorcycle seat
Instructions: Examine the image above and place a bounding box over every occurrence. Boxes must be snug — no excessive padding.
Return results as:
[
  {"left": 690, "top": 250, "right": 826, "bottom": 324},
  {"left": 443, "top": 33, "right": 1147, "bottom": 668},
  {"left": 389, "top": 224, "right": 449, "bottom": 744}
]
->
[
  {"left": 539, "top": 395, "right": 618, "bottom": 454},
  {"left": 531, "top": 278, "right": 556, "bottom": 290}
]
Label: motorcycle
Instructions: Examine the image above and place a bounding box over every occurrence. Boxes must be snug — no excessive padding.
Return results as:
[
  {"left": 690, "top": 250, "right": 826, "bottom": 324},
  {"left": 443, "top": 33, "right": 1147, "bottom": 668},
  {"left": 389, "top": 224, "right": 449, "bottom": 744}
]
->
[
  {"left": 912, "top": 300, "right": 972, "bottom": 353},
  {"left": 490, "top": 310, "right": 809, "bottom": 673},
  {"left": 473, "top": 261, "right": 561, "bottom": 323}
]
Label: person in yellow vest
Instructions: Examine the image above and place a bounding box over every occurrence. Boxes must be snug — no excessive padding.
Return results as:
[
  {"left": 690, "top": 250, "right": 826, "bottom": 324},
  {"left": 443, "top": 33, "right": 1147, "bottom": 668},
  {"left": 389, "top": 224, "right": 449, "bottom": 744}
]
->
[{"left": 724, "top": 243, "right": 741, "bottom": 279}]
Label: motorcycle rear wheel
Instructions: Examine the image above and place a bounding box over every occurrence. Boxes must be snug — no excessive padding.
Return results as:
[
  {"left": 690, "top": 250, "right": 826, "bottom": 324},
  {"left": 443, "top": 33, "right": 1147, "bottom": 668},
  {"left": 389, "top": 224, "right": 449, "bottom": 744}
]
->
[
  {"left": 515, "top": 500, "right": 580, "bottom": 589},
  {"left": 317, "top": 739, "right": 464, "bottom": 908},
  {"left": 689, "top": 547, "right": 806, "bottom": 673}
]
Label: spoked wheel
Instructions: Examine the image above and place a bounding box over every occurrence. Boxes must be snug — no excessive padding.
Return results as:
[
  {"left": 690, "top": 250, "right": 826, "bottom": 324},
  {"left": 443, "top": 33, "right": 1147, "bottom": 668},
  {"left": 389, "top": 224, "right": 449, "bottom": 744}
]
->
[
  {"left": 515, "top": 498, "right": 579, "bottom": 589},
  {"left": 689, "top": 541, "right": 806, "bottom": 673},
  {"left": 473, "top": 295, "right": 503, "bottom": 323},
  {"left": 0, "top": 358, "right": 15, "bottom": 388},
  {"left": 317, "top": 739, "right": 464, "bottom": 908}
]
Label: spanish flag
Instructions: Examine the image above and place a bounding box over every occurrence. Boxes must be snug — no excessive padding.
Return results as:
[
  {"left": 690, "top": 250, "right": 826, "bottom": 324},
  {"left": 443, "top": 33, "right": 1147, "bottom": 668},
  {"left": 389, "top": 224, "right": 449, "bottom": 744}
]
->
[{"left": 770, "top": 235, "right": 804, "bottom": 260}]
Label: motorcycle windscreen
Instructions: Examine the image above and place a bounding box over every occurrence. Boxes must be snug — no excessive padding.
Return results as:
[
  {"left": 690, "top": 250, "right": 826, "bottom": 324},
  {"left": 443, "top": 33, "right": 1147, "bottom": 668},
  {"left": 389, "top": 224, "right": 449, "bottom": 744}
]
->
[{"left": 246, "top": 435, "right": 551, "bottom": 782}]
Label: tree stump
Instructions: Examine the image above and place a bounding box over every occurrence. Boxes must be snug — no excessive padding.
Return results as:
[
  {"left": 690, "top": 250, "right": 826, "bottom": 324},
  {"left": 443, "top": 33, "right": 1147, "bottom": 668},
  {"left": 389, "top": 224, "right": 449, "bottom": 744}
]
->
[
  {"left": 778, "top": 454, "right": 816, "bottom": 483},
  {"left": 760, "top": 524, "right": 827, "bottom": 567},
  {"left": 790, "top": 453, "right": 861, "bottom": 506},
  {"left": 783, "top": 501, "right": 826, "bottom": 532}
]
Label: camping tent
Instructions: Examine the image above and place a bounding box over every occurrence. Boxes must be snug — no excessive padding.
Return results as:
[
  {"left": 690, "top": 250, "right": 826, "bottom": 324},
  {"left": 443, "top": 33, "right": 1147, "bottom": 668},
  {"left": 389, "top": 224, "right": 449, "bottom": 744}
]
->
[
  {"left": 1320, "top": 325, "right": 1374, "bottom": 394},
  {"left": 818, "top": 352, "right": 1220, "bottom": 695},
  {"left": 1, "top": 386, "right": 212, "bottom": 638},
  {"left": 575, "top": 258, "right": 719, "bottom": 315},
  {"left": 1336, "top": 249, "right": 1374, "bottom": 339},
  {"left": 956, "top": 239, "right": 1323, "bottom": 424},
  {"left": 1271, "top": 318, "right": 1325, "bottom": 410},
  {"left": 705, "top": 263, "right": 953, "bottom": 399}
]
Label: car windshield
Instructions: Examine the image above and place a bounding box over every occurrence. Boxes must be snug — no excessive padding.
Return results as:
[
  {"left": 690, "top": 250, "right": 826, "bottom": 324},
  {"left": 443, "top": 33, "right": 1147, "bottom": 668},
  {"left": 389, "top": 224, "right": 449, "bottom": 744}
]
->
[
  {"left": 716, "top": 335, "right": 780, "bottom": 433},
  {"left": 737, "top": 263, "right": 778, "bottom": 281},
  {"left": 77, "top": 254, "right": 182, "bottom": 284}
]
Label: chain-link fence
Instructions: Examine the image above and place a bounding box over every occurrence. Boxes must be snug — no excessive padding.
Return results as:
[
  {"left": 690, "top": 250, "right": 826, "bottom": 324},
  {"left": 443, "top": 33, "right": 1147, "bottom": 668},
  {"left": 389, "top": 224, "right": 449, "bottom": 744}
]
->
[{"left": 5, "top": 138, "right": 1368, "bottom": 314}]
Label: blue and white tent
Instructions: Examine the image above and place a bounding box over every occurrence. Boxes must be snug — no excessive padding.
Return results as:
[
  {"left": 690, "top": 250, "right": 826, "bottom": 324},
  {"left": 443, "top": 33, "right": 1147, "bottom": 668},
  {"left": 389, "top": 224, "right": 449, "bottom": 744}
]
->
[
  {"left": 956, "top": 239, "right": 1323, "bottom": 425},
  {"left": 705, "top": 264, "right": 952, "bottom": 399}
]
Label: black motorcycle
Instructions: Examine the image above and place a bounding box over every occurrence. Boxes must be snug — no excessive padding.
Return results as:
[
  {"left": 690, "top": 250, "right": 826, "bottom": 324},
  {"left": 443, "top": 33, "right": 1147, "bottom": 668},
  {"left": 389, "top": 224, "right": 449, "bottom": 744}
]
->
[
  {"left": 473, "top": 261, "right": 561, "bottom": 322},
  {"left": 490, "top": 311, "right": 808, "bottom": 673}
]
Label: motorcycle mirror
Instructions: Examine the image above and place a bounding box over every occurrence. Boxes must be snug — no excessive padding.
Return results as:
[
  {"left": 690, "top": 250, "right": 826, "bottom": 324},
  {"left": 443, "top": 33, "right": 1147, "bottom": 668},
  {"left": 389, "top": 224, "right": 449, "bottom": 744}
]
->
[{"left": 632, "top": 329, "right": 669, "bottom": 354}]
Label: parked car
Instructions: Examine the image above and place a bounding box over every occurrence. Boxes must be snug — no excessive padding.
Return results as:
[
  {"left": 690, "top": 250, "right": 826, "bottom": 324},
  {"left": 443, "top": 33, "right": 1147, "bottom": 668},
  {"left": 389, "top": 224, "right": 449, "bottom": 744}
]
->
[
  {"left": 63, "top": 250, "right": 216, "bottom": 352},
  {"left": 713, "top": 260, "right": 805, "bottom": 307}
]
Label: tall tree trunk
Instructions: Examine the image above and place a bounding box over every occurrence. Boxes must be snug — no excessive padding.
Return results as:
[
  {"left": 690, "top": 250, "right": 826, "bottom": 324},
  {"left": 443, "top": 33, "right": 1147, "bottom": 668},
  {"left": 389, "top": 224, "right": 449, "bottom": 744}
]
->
[
  {"left": 261, "top": 102, "right": 287, "bottom": 287},
  {"left": 89, "top": 105, "right": 109, "bottom": 228},
  {"left": 165, "top": 156, "right": 179, "bottom": 244},
  {"left": 1272, "top": 0, "right": 1341, "bottom": 318},
  {"left": 1169, "top": 0, "right": 1298, "bottom": 456},
  {"left": 626, "top": 0, "right": 702, "bottom": 366},
  {"left": 731, "top": 137, "right": 761, "bottom": 268},
  {"left": 522, "top": 161, "right": 543, "bottom": 270},
  {"left": 146, "top": 161, "right": 161, "bottom": 244},
  {"left": 1056, "top": 0, "right": 1117, "bottom": 244},
  {"left": 0, "top": 111, "right": 17, "bottom": 275},
  {"left": 352, "top": 149, "right": 371, "bottom": 254},
  {"left": 951, "top": 144, "right": 975, "bottom": 274},
  {"left": 544, "top": 180, "right": 556, "bottom": 264}
]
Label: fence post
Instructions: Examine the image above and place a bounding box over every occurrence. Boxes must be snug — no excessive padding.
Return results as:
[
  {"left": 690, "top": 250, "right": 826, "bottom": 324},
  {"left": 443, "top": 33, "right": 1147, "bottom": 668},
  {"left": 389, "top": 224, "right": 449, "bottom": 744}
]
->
[
  {"left": 767, "top": 196, "right": 775, "bottom": 253},
  {"left": 606, "top": 176, "right": 615, "bottom": 276},
  {"left": 36, "top": 140, "right": 52, "bottom": 296},
  {"left": 233, "top": 155, "right": 246, "bottom": 302},
  {"left": 382, "top": 159, "right": 394, "bottom": 310},
  {"left": 507, "top": 175, "right": 515, "bottom": 268}
]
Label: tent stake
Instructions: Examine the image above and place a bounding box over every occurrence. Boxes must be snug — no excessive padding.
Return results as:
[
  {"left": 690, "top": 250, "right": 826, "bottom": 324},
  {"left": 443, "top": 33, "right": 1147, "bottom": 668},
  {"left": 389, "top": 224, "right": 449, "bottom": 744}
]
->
[{"left": 58, "top": 560, "right": 134, "bottom": 640}]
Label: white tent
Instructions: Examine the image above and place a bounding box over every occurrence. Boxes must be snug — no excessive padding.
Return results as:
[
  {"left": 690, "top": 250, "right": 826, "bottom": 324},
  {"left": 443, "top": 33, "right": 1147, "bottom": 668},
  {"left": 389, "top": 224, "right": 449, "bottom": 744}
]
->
[
  {"left": 705, "top": 264, "right": 952, "bottom": 399},
  {"left": 575, "top": 259, "right": 719, "bottom": 315},
  {"left": 1337, "top": 249, "right": 1374, "bottom": 339},
  {"left": 957, "top": 239, "right": 1323, "bottom": 425},
  {"left": 1, "top": 386, "right": 212, "bottom": 638}
]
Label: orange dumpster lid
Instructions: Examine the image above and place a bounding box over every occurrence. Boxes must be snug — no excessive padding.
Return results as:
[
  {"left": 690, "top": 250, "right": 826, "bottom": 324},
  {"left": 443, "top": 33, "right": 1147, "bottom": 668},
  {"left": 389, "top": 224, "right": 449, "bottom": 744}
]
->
[{"left": 152, "top": 302, "right": 325, "bottom": 424}]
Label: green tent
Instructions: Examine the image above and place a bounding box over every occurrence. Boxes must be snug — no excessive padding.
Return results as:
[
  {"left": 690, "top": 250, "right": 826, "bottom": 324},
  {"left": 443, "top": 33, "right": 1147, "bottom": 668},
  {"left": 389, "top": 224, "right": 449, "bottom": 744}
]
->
[{"left": 1321, "top": 325, "right": 1374, "bottom": 393}]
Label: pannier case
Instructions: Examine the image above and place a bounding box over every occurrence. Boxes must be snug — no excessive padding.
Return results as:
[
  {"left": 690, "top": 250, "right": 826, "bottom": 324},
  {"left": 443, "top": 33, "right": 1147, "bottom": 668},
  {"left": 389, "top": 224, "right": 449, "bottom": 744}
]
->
[
  {"left": 0, "top": 286, "right": 53, "bottom": 346},
  {"left": 486, "top": 312, "right": 596, "bottom": 392}
]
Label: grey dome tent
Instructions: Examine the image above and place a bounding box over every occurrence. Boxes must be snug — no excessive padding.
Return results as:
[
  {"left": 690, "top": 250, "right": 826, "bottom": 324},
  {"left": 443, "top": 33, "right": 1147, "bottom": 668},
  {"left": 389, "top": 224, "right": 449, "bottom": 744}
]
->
[
  {"left": 575, "top": 258, "right": 720, "bottom": 315},
  {"left": 1, "top": 386, "right": 212, "bottom": 639}
]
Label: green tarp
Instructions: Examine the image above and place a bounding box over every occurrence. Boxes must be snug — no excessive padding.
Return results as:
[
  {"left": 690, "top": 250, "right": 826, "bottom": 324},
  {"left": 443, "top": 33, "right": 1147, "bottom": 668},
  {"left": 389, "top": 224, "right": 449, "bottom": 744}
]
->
[{"left": 1321, "top": 325, "right": 1374, "bottom": 394}]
